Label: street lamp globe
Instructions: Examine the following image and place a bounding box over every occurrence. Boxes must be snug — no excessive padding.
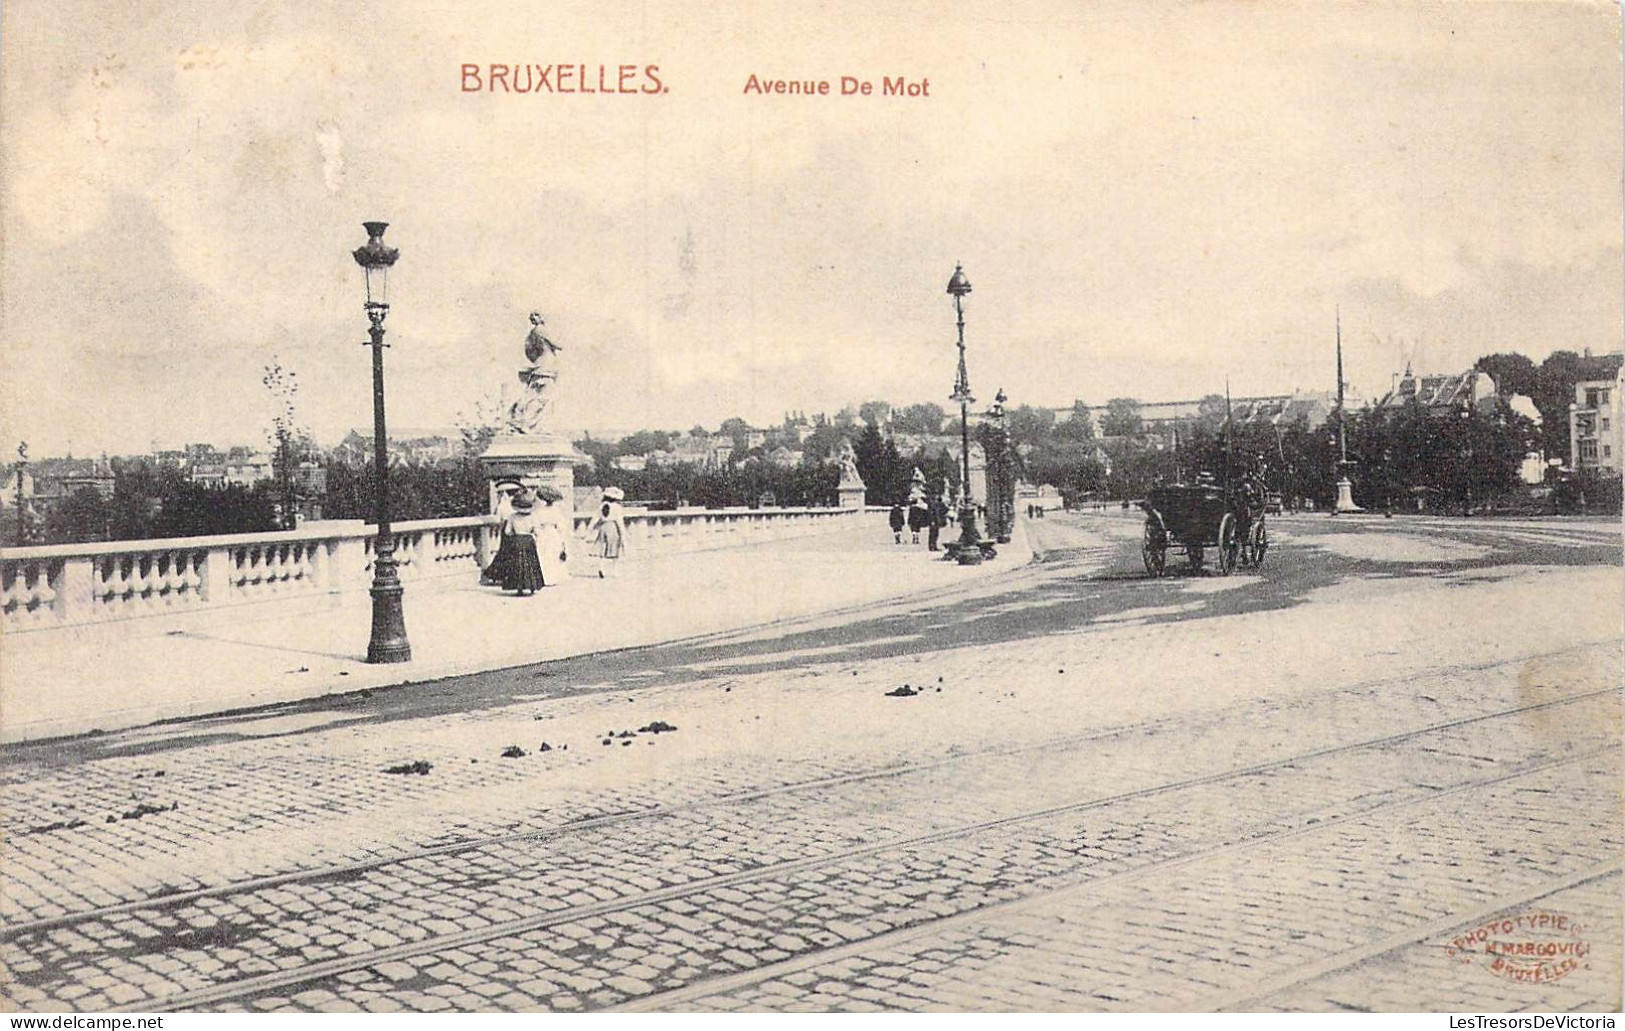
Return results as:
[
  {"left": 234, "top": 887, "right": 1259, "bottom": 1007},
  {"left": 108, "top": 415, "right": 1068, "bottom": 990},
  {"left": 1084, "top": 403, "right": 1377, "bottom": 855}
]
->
[
  {"left": 352, "top": 221, "right": 399, "bottom": 310},
  {"left": 946, "top": 263, "right": 972, "bottom": 298}
]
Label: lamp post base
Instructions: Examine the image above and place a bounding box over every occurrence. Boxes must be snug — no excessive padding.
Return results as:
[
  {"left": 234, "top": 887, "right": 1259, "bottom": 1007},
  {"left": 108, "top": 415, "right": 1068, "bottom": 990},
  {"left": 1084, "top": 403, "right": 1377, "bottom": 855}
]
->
[
  {"left": 945, "top": 506, "right": 986, "bottom": 565},
  {"left": 366, "top": 547, "right": 412, "bottom": 664},
  {"left": 1333, "top": 477, "right": 1362, "bottom": 514}
]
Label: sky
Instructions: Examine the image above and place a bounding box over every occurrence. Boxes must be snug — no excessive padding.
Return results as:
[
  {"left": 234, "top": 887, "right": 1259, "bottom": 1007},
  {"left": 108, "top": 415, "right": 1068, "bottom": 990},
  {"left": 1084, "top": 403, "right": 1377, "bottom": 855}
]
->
[{"left": 2, "top": 0, "right": 1620, "bottom": 455}]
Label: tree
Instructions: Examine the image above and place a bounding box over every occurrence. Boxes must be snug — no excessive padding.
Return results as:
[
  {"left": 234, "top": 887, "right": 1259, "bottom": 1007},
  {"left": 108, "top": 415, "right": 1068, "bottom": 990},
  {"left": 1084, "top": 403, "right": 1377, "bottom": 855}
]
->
[
  {"left": 1005, "top": 405, "right": 1056, "bottom": 450},
  {"left": 718, "top": 417, "right": 751, "bottom": 451},
  {"left": 617, "top": 430, "right": 675, "bottom": 456},
  {"left": 892, "top": 402, "right": 947, "bottom": 436},
  {"left": 833, "top": 406, "right": 858, "bottom": 428},
  {"left": 858, "top": 400, "right": 891, "bottom": 427},
  {"left": 800, "top": 421, "right": 853, "bottom": 465},
  {"left": 689, "top": 424, "right": 709, "bottom": 438},
  {"left": 1475, "top": 352, "right": 1538, "bottom": 399},
  {"left": 46, "top": 487, "right": 111, "bottom": 543},
  {"left": 262, "top": 358, "right": 310, "bottom": 530},
  {"left": 853, "top": 423, "right": 890, "bottom": 500},
  {"left": 1194, "top": 394, "right": 1228, "bottom": 433},
  {"left": 1101, "top": 397, "right": 1144, "bottom": 437},
  {"left": 1536, "top": 351, "right": 1587, "bottom": 460},
  {"left": 1053, "top": 399, "right": 1096, "bottom": 443}
]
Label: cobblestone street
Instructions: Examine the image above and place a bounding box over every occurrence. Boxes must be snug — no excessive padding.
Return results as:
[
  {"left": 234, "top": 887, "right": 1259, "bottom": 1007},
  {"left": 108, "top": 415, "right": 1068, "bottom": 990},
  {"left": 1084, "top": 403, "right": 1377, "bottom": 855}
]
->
[{"left": 2, "top": 512, "right": 1619, "bottom": 1012}]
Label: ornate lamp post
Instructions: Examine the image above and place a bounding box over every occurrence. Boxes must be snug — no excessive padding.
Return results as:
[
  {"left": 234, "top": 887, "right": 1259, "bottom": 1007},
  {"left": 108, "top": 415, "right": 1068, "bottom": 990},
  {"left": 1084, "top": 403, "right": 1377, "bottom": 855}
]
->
[
  {"left": 985, "top": 388, "right": 1014, "bottom": 542},
  {"left": 353, "top": 222, "right": 411, "bottom": 663},
  {"left": 946, "top": 263, "right": 983, "bottom": 564}
]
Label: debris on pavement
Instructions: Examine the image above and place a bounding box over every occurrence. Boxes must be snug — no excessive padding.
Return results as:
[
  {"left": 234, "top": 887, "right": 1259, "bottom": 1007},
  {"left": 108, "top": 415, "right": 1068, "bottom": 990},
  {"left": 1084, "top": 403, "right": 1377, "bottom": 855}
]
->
[
  {"left": 637, "top": 721, "right": 678, "bottom": 734},
  {"left": 22, "top": 818, "right": 87, "bottom": 837},
  {"left": 384, "top": 761, "right": 433, "bottom": 776},
  {"left": 885, "top": 685, "right": 919, "bottom": 697},
  {"left": 119, "top": 801, "right": 179, "bottom": 821},
  {"left": 500, "top": 745, "right": 527, "bottom": 759}
]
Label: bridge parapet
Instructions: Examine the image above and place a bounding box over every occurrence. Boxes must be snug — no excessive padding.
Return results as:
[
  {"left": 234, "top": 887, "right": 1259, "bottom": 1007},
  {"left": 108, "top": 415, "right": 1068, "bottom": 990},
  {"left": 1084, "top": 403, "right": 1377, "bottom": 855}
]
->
[{"left": 0, "top": 506, "right": 869, "bottom": 634}]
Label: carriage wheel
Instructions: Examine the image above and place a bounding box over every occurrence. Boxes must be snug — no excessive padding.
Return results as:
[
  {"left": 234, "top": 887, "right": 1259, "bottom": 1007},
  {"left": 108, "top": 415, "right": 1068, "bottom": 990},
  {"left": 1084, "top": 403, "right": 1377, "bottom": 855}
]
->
[
  {"left": 1141, "top": 518, "right": 1167, "bottom": 577},
  {"left": 1216, "top": 513, "right": 1239, "bottom": 576},
  {"left": 1250, "top": 519, "right": 1268, "bottom": 569}
]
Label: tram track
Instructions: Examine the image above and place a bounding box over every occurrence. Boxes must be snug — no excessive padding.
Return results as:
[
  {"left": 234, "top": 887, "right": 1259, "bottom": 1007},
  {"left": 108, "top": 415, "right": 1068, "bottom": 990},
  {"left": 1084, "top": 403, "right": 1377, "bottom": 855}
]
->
[
  {"left": 610, "top": 751, "right": 1621, "bottom": 1013},
  {"left": 77, "top": 690, "right": 1617, "bottom": 1012},
  {"left": 2, "top": 640, "right": 1611, "bottom": 943}
]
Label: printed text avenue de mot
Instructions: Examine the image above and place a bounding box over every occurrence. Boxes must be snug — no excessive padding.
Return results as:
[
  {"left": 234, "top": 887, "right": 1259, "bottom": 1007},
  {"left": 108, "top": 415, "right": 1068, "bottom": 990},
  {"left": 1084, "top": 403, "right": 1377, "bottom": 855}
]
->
[{"left": 743, "top": 74, "right": 931, "bottom": 97}]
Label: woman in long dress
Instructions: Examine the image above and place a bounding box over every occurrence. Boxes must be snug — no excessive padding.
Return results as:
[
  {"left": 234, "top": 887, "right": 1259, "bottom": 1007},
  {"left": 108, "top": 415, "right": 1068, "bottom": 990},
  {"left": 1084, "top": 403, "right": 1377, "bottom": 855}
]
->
[
  {"left": 499, "top": 492, "right": 547, "bottom": 595},
  {"left": 589, "top": 487, "right": 626, "bottom": 577},
  {"left": 482, "top": 488, "right": 517, "bottom": 586},
  {"left": 534, "top": 499, "right": 569, "bottom": 586}
]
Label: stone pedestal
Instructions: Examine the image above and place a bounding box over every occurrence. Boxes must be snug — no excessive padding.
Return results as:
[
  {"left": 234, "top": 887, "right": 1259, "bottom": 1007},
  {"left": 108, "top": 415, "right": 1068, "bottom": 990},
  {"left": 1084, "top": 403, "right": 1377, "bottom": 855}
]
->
[
  {"left": 837, "top": 483, "right": 866, "bottom": 510},
  {"left": 479, "top": 432, "right": 593, "bottom": 567},
  {"left": 1333, "top": 476, "right": 1362, "bottom": 514}
]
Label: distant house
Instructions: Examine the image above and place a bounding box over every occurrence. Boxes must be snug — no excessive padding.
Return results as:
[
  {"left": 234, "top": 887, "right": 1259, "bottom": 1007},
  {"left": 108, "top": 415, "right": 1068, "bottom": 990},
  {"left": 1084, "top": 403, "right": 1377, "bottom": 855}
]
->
[
  {"left": 34, "top": 457, "right": 116, "bottom": 501},
  {"left": 638, "top": 435, "right": 733, "bottom": 469},
  {"left": 1570, "top": 352, "right": 1625, "bottom": 477},
  {"left": 192, "top": 453, "right": 273, "bottom": 488},
  {"left": 889, "top": 433, "right": 961, "bottom": 458},
  {"left": 339, "top": 428, "right": 462, "bottom": 466},
  {"left": 766, "top": 446, "right": 803, "bottom": 468},
  {"left": 1055, "top": 391, "right": 1344, "bottom": 436},
  {"left": 1375, "top": 364, "right": 1498, "bottom": 417}
]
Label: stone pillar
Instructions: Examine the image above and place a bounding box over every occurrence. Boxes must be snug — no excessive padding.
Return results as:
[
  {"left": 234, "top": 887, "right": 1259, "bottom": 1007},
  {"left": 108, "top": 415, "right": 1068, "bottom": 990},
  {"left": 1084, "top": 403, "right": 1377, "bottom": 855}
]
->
[
  {"left": 55, "top": 556, "right": 97, "bottom": 624},
  {"left": 198, "top": 547, "right": 234, "bottom": 605},
  {"left": 479, "top": 432, "right": 592, "bottom": 572},
  {"left": 837, "top": 483, "right": 866, "bottom": 510}
]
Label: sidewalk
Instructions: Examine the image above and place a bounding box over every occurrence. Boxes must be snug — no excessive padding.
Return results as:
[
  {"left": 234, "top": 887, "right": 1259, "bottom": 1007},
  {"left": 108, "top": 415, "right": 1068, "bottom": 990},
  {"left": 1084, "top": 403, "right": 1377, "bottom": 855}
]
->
[{"left": 0, "top": 518, "right": 1033, "bottom": 743}]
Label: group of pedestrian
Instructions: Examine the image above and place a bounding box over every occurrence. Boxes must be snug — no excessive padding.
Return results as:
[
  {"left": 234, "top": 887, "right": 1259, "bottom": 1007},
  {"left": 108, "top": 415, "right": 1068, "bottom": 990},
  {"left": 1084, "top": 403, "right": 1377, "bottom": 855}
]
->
[
  {"left": 482, "top": 484, "right": 627, "bottom": 595},
  {"left": 888, "top": 467, "right": 954, "bottom": 551}
]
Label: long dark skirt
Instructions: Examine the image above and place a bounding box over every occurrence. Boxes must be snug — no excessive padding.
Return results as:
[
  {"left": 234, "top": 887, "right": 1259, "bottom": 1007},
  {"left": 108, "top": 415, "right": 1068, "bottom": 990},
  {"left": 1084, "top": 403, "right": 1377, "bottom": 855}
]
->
[
  {"left": 500, "top": 533, "right": 546, "bottom": 592},
  {"left": 908, "top": 505, "right": 929, "bottom": 532},
  {"left": 482, "top": 531, "right": 516, "bottom": 586}
]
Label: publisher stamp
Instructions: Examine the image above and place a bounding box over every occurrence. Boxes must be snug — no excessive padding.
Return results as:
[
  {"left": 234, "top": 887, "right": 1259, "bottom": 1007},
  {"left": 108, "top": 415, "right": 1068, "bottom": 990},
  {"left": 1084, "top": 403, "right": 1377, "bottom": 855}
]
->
[{"left": 1446, "top": 911, "right": 1591, "bottom": 985}]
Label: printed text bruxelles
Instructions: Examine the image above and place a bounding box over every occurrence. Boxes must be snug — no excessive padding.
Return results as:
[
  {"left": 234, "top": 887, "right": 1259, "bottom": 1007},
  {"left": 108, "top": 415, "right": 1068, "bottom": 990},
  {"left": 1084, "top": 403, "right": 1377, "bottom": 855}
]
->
[{"left": 461, "top": 64, "right": 666, "bottom": 94}]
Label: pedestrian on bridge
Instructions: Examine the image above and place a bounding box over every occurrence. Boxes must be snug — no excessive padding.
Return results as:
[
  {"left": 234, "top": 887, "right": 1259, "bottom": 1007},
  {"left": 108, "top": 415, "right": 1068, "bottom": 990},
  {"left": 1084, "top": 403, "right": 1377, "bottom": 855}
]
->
[
  {"left": 907, "top": 468, "right": 929, "bottom": 545},
  {"left": 889, "top": 502, "right": 906, "bottom": 544},
  {"left": 481, "top": 481, "right": 520, "bottom": 587},
  {"left": 498, "top": 489, "right": 547, "bottom": 596},
  {"left": 927, "top": 486, "right": 950, "bottom": 552},
  {"left": 589, "top": 487, "right": 626, "bottom": 578}
]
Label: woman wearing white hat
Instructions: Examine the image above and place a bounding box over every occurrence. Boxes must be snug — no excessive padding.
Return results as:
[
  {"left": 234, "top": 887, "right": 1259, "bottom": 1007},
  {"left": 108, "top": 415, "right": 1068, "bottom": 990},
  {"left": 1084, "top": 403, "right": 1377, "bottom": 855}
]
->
[{"left": 589, "top": 486, "right": 627, "bottom": 578}]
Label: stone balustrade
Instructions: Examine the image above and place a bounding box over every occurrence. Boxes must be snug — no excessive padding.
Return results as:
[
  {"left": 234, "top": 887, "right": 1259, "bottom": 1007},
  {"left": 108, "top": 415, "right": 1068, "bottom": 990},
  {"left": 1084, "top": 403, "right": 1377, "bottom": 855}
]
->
[{"left": 0, "top": 506, "right": 869, "bottom": 634}]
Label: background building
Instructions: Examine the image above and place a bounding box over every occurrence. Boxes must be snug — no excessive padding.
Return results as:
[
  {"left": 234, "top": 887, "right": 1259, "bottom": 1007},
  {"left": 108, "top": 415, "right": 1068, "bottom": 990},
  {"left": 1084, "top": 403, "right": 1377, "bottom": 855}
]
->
[{"left": 1569, "top": 352, "right": 1625, "bottom": 477}]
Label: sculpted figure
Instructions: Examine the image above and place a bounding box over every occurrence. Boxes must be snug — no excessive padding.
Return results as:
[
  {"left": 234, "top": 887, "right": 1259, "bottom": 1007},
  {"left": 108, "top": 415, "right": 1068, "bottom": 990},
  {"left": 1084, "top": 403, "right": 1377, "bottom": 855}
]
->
[
  {"left": 836, "top": 441, "right": 864, "bottom": 486},
  {"left": 509, "top": 312, "right": 563, "bottom": 433}
]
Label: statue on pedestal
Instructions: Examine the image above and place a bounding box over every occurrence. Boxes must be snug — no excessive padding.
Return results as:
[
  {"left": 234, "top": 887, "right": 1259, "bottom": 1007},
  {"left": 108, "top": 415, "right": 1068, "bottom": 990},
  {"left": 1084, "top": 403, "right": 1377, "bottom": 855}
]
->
[
  {"left": 836, "top": 440, "right": 864, "bottom": 487},
  {"left": 507, "top": 312, "right": 563, "bottom": 434}
]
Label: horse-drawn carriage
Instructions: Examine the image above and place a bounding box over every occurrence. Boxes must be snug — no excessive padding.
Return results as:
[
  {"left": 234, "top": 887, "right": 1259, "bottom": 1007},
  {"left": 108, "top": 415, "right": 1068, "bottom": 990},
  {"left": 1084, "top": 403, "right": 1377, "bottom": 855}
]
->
[{"left": 1139, "top": 476, "right": 1268, "bottom": 576}]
